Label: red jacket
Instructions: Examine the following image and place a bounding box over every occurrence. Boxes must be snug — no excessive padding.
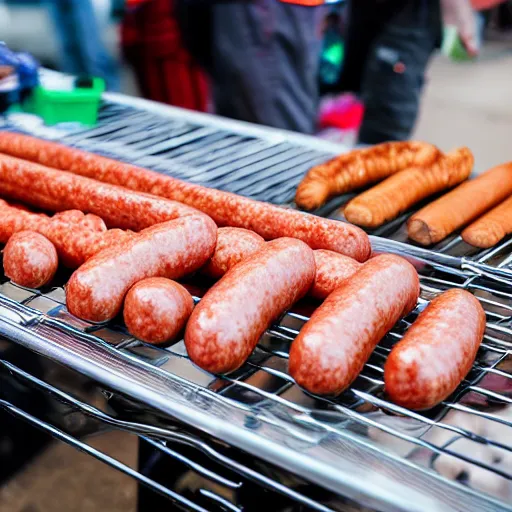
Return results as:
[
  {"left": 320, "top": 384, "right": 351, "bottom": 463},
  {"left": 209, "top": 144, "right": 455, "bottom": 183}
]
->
[{"left": 121, "top": 0, "right": 209, "bottom": 111}]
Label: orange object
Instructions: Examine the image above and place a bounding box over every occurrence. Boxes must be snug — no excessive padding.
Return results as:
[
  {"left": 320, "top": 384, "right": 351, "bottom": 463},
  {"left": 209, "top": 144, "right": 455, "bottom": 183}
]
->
[
  {"left": 471, "top": 0, "right": 505, "bottom": 10},
  {"left": 462, "top": 194, "right": 512, "bottom": 248},
  {"left": 408, "top": 163, "right": 512, "bottom": 245},
  {"left": 295, "top": 141, "right": 441, "bottom": 211},
  {"left": 344, "top": 147, "right": 473, "bottom": 228}
]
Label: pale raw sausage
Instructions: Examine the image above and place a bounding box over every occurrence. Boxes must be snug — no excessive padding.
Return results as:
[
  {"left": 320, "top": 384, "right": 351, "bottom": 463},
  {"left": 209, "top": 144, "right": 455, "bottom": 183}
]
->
[
  {"left": 384, "top": 289, "right": 485, "bottom": 410},
  {"left": 3, "top": 231, "right": 58, "bottom": 288},
  {"left": 185, "top": 238, "right": 315, "bottom": 374},
  {"left": 202, "top": 227, "right": 265, "bottom": 279},
  {"left": 0, "top": 133, "right": 371, "bottom": 260},
  {"left": 0, "top": 153, "right": 208, "bottom": 231},
  {"left": 123, "top": 277, "right": 194, "bottom": 345},
  {"left": 310, "top": 250, "right": 361, "bottom": 300},
  {"left": 289, "top": 254, "right": 420, "bottom": 396},
  {"left": 66, "top": 215, "right": 217, "bottom": 322}
]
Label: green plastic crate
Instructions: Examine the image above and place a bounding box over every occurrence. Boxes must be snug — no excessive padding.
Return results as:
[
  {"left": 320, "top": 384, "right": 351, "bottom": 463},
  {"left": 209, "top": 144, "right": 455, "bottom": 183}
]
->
[{"left": 23, "top": 77, "right": 105, "bottom": 126}]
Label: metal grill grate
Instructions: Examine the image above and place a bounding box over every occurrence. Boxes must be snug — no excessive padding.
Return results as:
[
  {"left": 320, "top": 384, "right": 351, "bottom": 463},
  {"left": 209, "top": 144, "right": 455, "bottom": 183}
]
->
[
  {"left": 1, "top": 100, "right": 333, "bottom": 206},
  {"left": 0, "top": 91, "right": 512, "bottom": 511}
]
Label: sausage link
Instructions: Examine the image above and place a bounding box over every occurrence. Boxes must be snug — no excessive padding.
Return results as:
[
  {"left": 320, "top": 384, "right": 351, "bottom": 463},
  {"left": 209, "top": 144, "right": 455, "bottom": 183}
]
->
[
  {"left": 0, "top": 199, "right": 133, "bottom": 268},
  {"left": 310, "top": 250, "right": 361, "bottom": 300},
  {"left": 0, "top": 133, "right": 371, "bottom": 261},
  {"left": 202, "top": 227, "right": 265, "bottom": 279},
  {"left": 123, "top": 277, "right": 194, "bottom": 345},
  {"left": 289, "top": 254, "right": 419, "bottom": 396},
  {"left": 461, "top": 194, "right": 512, "bottom": 248},
  {"left": 295, "top": 141, "right": 441, "bottom": 210},
  {"left": 53, "top": 210, "right": 107, "bottom": 232},
  {"left": 0, "top": 153, "right": 207, "bottom": 231},
  {"left": 185, "top": 238, "right": 315, "bottom": 374},
  {"left": 66, "top": 215, "right": 217, "bottom": 322},
  {"left": 384, "top": 289, "right": 485, "bottom": 410},
  {"left": 344, "top": 147, "right": 473, "bottom": 228},
  {"left": 408, "top": 163, "right": 512, "bottom": 245},
  {"left": 3, "top": 231, "right": 58, "bottom": 288}
]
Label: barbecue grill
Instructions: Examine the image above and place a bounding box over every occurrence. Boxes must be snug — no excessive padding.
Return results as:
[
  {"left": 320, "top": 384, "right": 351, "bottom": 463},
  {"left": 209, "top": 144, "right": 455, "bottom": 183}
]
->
[{"left": 1, "top": 75, "right": 512, "bottom": 511}]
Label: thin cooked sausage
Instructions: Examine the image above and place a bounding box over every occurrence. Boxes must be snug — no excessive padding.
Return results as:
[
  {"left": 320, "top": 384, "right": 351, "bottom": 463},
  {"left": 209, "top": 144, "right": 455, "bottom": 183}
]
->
[
  {"left": 408, "top": 163, "right": 512, "bottom": 245},
  {"left": 384, "top": 289, "right": 485, "bottom": 410},
  {"left": 289, "top": 254, "right": 419, "bottom": 396},
  {"left": 344, "top": 147, "right": 473, "bottom": 228},
  {"left": 0, "top": 133, "right": 371, "bottom": 260},
  {"left": 295, "top": 141, "right": 440, "bottom": 210},
  {"left": 185, "top": 238, "right": 315, "bottom": 374},
  {"left": 461, "top": 195, "right": 512, "bottom": 248}
]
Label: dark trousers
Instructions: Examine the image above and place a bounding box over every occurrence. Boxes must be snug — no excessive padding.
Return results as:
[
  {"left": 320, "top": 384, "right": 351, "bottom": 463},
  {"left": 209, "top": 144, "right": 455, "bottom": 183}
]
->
[{"left": 340, "top": 0, "right": 442, "bottom": 144}]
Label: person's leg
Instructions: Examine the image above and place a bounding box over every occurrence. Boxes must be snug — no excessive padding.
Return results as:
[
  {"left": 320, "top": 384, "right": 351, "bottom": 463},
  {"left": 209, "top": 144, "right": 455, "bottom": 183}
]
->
[
  {"left": 210, "top": 1, "right": 326, "bottom": 134},
  {"left": 357, "top": 1, "right": 442, "bottom": 144},
  {"left": 47, "top": 0, "right": 120, "bottom": 91}
]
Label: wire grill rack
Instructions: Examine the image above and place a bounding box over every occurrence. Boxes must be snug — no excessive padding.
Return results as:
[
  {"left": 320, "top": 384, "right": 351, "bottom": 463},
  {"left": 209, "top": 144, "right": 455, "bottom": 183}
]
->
[{"left": 1, "top": 89, "right": 512, "bottom": 511}]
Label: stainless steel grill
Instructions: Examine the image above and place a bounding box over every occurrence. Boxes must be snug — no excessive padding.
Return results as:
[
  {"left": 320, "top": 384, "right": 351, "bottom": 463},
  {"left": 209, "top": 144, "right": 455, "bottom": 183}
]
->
[{"left": 1, "top": 85, "right": 512, "bottom": 511}]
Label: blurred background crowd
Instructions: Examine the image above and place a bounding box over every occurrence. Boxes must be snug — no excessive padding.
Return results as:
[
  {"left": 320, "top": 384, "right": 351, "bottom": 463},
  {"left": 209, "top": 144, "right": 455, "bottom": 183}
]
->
[
  {"left": 0, "top": 2, "right": 512, "bottom": 511},
  {"left": 0, "top": 0, "right": 511, "bottom": 149}
]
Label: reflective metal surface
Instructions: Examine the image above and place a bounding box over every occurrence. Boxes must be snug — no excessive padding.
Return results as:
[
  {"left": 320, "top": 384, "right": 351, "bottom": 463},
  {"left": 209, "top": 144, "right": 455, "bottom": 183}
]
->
[{"left": 0, "top": 78, "right": 512, "bottom": 511}]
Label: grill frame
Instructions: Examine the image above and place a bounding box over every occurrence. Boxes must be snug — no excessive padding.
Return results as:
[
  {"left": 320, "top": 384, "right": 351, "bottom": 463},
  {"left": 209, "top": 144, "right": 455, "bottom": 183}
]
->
[{"left": 1, "top": 77, "right": 512, "bottom": 511}]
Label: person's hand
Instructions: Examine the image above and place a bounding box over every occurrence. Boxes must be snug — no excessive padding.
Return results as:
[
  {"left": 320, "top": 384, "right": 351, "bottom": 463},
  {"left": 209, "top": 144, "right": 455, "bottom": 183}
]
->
[{"left": 441, "top": 0, "right": 479, "bottom": 56}]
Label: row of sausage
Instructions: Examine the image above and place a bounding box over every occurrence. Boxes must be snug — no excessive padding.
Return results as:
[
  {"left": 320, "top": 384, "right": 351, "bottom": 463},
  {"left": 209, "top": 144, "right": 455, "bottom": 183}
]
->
[
  {"left": 295, "top": 141, "right": 512, "bottom": 249},
  {"left": 2, "top": 215, "right": 485, "bottom": 412},
  {"left": 0, "top": 133, "right": 487, "bottom": 411}
]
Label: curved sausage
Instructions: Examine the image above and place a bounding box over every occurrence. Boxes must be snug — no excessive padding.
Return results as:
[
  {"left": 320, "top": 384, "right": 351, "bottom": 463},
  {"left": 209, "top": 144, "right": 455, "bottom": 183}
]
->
[
  {"left": 0, "top": 133, "right": 371, "bottom": 261},
  {"left": 202, "top": 227, "right": 265, "bottom": 279},
  {"left": 289, "top": 254, "right": 420, "bottom": 396},
  {"left": 310, "top": 250, "right": 361, "bottom": 300},
  {"left": 0, "top": 153, "right": 208, "bottom": 231},
  {"left": 56, "top": 228, "right": 135, "bottom": 268},
  {"left": 384, "top": 289, "right": 486, "bottom": 410},
  {"left": 3, "top": 231, "right": 58, "bottom": 288},
  {"left": 185, "top": 238, "right": 315, "bottom": 374},
  {"left": 295, "top": 141, "right": 441, "bottom": 210},
  {"left": 66, "top": 215, "right": 217, "bottom": 322},
  {"left": 123, "top": 278, "right": 194, "bottom": 345}
]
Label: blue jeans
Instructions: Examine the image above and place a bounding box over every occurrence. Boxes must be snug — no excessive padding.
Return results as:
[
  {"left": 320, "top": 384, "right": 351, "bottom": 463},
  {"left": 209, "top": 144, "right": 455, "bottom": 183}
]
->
[{"left": 47, "top": 0, "right": 120, "bottom": 91}]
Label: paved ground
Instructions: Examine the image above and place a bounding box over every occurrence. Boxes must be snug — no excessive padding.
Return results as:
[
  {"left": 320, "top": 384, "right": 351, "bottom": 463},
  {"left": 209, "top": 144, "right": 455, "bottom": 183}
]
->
[
  {"left": 0, "top": 432, "right": 137, "bottom": 512},
  {"left": 414, "top": 42, "right": 512, "bottom": 173}
]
